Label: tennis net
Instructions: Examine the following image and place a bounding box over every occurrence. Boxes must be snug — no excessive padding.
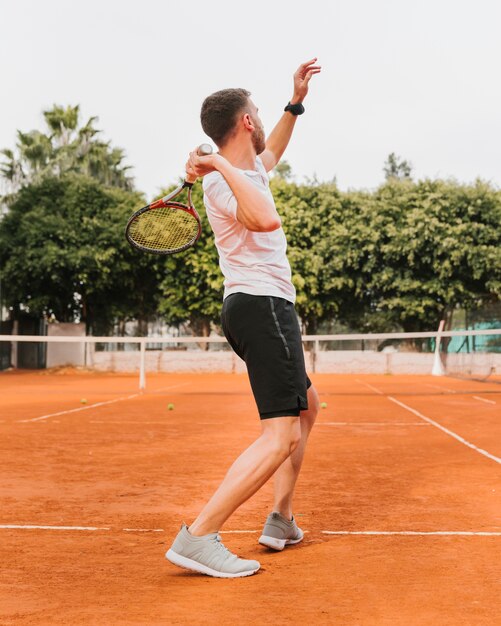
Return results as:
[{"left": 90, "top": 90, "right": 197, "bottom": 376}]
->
[
  {"left": 0, "top": 329, "right": 500, "bottom": 389},
  {"left": 438, "top": 331, "right": 501, "bottom": 381}
]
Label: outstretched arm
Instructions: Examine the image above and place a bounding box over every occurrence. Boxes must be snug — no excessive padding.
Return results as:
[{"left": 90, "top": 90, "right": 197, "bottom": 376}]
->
[{"left": 259, "top": 59, "right": 321, "bottom": 173}]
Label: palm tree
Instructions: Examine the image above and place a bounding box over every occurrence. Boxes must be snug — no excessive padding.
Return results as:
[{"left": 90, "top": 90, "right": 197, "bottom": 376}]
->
[
  {"left": 44, "top": 104, "right": 80, "bottom": 147},
  {"left": 0, "top": 149, "right": 24, "bottom": 192},
  {"left": 0, "top": 105, "right": 133, "bottom": 191}
]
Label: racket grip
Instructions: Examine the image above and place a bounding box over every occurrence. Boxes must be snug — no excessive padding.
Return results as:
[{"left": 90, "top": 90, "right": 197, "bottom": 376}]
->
[
  {"left": 198, "top": 144, "right": 213, "bottom": 156},
  {"left": 185, "top": 144, "right": 213, "bottom": 184}
]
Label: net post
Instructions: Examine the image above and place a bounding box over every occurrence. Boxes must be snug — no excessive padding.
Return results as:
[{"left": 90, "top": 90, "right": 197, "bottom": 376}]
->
[
  {"left": 139, "top": 339, "right": 146, "bottom": 391},
  {"left": 432, "top": 320, "right": 445, "bottom": 376},
  {"left": 312, "top": 339, "right": 319, "bottom": 374}
]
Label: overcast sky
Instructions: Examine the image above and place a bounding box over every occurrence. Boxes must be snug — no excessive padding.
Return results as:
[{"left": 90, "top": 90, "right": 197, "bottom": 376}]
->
[{"left": 1, "top": 0, "right": 500, "bottom": 199}]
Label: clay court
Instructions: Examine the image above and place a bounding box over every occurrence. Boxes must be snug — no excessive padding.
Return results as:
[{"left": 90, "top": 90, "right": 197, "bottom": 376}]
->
[{"left": 1, "top": 369, "right": 500, "bottom": 625}]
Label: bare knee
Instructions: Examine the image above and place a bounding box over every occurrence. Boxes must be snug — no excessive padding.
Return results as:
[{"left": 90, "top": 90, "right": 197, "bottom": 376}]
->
[
  {"left": 301, "top": 385, "right": 320, "bottom": 428},
  {"left": 287, "top": 425, "right": 302, "bottom": 454},
  {"left": 263, "top": 416, "right": 301, "bottom": 460}
]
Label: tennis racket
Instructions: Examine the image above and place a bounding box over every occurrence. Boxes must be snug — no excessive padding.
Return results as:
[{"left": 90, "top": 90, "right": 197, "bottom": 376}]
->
[{"left": 125, "top": 143, "right": 213, "bottom": 254}]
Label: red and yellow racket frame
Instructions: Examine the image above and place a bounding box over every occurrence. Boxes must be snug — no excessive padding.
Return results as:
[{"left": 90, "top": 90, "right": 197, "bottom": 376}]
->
[
  {"left": 125, "top": 181, "right": 202, "bottom": 255},
  {"left": 125, "top": 144, "right": 212, "bottom": 255}
]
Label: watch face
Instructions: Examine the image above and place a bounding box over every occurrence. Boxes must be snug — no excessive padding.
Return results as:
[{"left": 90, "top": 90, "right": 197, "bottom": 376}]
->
[{"left": 285, "top": 102, "right": 304, "bottom": 115}]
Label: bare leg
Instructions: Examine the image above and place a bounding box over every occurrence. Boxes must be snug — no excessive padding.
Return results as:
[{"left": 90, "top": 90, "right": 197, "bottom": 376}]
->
[
  {"left": 272, "top": 384, "right": 319, "bottom": 519},
  {"left": 189, "top": 415, "right": 302, "bottom": 536}
]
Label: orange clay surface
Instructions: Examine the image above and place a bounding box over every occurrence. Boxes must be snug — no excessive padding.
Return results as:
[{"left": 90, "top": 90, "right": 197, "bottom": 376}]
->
[{"left": 0, "top": 370, "right": 500, "bottom": 625}]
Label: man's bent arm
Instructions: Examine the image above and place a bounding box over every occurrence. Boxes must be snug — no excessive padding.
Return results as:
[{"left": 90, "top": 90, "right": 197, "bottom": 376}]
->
[{"left": 215, "top": 156, "right": 281, "bottom": 232}]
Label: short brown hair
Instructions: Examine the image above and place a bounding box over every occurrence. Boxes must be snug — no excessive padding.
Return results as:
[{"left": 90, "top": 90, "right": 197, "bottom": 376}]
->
[{"left": 200, "top": 88, "right": 251, "bottom": 147}]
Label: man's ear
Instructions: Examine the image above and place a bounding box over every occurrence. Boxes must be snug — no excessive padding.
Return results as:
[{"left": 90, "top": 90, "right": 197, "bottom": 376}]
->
[{"left": 242, "top": 113, "right": 255, "bottom": 131}]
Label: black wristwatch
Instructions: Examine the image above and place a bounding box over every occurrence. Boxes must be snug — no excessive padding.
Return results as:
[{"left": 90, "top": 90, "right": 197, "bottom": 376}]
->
[{"left": 284, "top": 101, "right": 305, "bottom": 116}]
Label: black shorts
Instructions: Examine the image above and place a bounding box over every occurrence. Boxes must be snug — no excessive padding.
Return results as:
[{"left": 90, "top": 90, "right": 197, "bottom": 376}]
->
[{"left": 221, "top": 292, "right": 312, "bottom": 419}]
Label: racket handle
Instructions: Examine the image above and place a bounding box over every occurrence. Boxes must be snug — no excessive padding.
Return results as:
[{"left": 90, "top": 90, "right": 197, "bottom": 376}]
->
[
  {"left": 198, "top": 144, "right": 213, "bottom": 156},
  {"left": 186, "top": 144, "right": 213, "bottom": 184}
]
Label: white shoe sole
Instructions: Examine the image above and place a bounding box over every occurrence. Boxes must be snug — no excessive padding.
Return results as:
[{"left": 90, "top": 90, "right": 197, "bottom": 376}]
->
[
  {"left": 258, "top": 533, "right": 304, "bottom": 551},
  {"left": 165, "top": 549, "right": 260, "bottom": 578}
]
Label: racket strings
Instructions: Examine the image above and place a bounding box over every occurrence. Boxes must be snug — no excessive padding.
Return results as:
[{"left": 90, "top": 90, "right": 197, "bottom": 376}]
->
[{"left": 128, "top": 206, "right": 200, "bottom": 252}]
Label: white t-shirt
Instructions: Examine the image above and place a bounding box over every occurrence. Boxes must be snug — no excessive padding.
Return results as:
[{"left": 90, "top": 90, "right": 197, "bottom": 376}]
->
[{"left": 202, "top": 156, "right": 296, "bottom": 303}]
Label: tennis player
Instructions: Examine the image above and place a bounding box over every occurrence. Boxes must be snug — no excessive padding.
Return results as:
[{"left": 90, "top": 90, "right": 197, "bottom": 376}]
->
[{"left": 166, "top": 59, "right": 321, "bottom": 578}]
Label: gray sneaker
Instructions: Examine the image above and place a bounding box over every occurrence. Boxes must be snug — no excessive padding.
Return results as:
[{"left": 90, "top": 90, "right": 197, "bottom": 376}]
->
[
  {"left": 166, "top": 523, "right": 260, "bottom": 578},
  {"left": 259, "top": 512, "right": 304, "bottom": 551}
]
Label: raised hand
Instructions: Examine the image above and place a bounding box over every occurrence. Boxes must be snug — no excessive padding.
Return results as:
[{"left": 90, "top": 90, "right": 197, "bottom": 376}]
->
[
  {"left": 292, "top": 58, "right": 322, "bottom": 104},
  {"left": 185, "top": 149, "right": 218, "bottom": 181}
]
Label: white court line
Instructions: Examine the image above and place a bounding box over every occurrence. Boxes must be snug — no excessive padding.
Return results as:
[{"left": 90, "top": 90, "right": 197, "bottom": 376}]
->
[
  {"left": 322, "top": 530, "right": 501, "bottom": 537},
  {"left": 17, "top": 382, "right": 189, "bottom": 424},
  {"left": 424, "top": 383, "right": 456, "bottom": 393},
  {"left": 426, "top": 385, "right": 498, "bottom": 402},
  {"left": 90, "top": 420, "right": 173, "bottom": 425},
  {"left": 1, "top": 525, "right": 499, "bottom": 537},
  {"left": 388, "top": 396, "right": 501, "bottom": 465},
  {"left": 90, "top": 420, "right": 226, "bottom": 426},
  {"left": 355, "top": 379, "right": 384, "bottom": 395},
  {"left": 352, "top": 379, "right": 501, "bottom": 465},
  {"left": 154, "top": 382, "right": 190, "bottom": 394},
  {"left": 0, "top": 524, "right": 110, "bottom": 531},
  {"left": 18, "top": 394, "right": 139, "bottom": 423},
  {"left": 317, "top": 421, "right": 430, "bottom": 427},
  {"left": 223, "top": 529, "right": 310, "bottom": 534},
  {"left": 473, "top": 396, "right": 496, "bottom": 405},
  {"left": 121, "top": 529, "right": 269, "bottom": 534},
  {"left": 123, "top": 528, "right": 163, "bottom": 532},
  {"left": 0, "top": 525, "right": 256, "bottom": 534}
]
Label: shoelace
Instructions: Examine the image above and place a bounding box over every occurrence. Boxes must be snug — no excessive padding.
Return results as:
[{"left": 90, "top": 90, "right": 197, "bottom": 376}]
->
[{"left": 213, "top": 534, "right": 234, "bottom": 560}]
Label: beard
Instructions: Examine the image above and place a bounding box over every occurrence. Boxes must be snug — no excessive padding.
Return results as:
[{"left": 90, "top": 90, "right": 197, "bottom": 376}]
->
[{"left": 251, "top": 123, "right": 266, "bottom": 155}]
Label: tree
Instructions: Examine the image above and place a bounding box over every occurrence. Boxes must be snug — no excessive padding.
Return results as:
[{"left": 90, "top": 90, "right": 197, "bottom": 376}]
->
[
  {"left": 363, "top": 178, "right": 501, "bottom": 331},
  {"left": 3, "top": 107, "right": 498, "bottom": 338},
  {"left": 272, "top": 178, "right": 346, "bottom": 333},
  {"left": 0, "top": 105, "right": 132, "bottom": 192},
  {"left": 383, "top": 152, "right": 412, "bottom": 181},
  {"left": 274, "top": 160, "right": 293, "bottom": 181},
  {"left": 274, "top": 175, "right": 500, "bottom": 333},
  {"left": 0, "top": 174, "right": 162, "bottom": 334}
]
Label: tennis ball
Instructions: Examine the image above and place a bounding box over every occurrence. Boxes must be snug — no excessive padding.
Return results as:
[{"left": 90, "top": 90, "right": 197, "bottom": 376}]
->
[
  {"left": 80, "top": 398, "right": 87, "bottom": 405},
  {"left": 167, "top": 403, "right": 175, "bottom": 411},
  {"left": 320, "top": 402, "right": 327, "bottom": 409}
]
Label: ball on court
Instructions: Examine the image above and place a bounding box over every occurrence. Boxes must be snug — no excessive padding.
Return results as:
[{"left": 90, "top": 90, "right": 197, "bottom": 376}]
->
[
  {"left": 80, "top": 398, "right": 87, "bottom": 404},
  {"left": 167, "top": 403, "right": 175, "bottom": 411},
  {"left": 320, "top": 402, "right": 327, "bottom": 409}
]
